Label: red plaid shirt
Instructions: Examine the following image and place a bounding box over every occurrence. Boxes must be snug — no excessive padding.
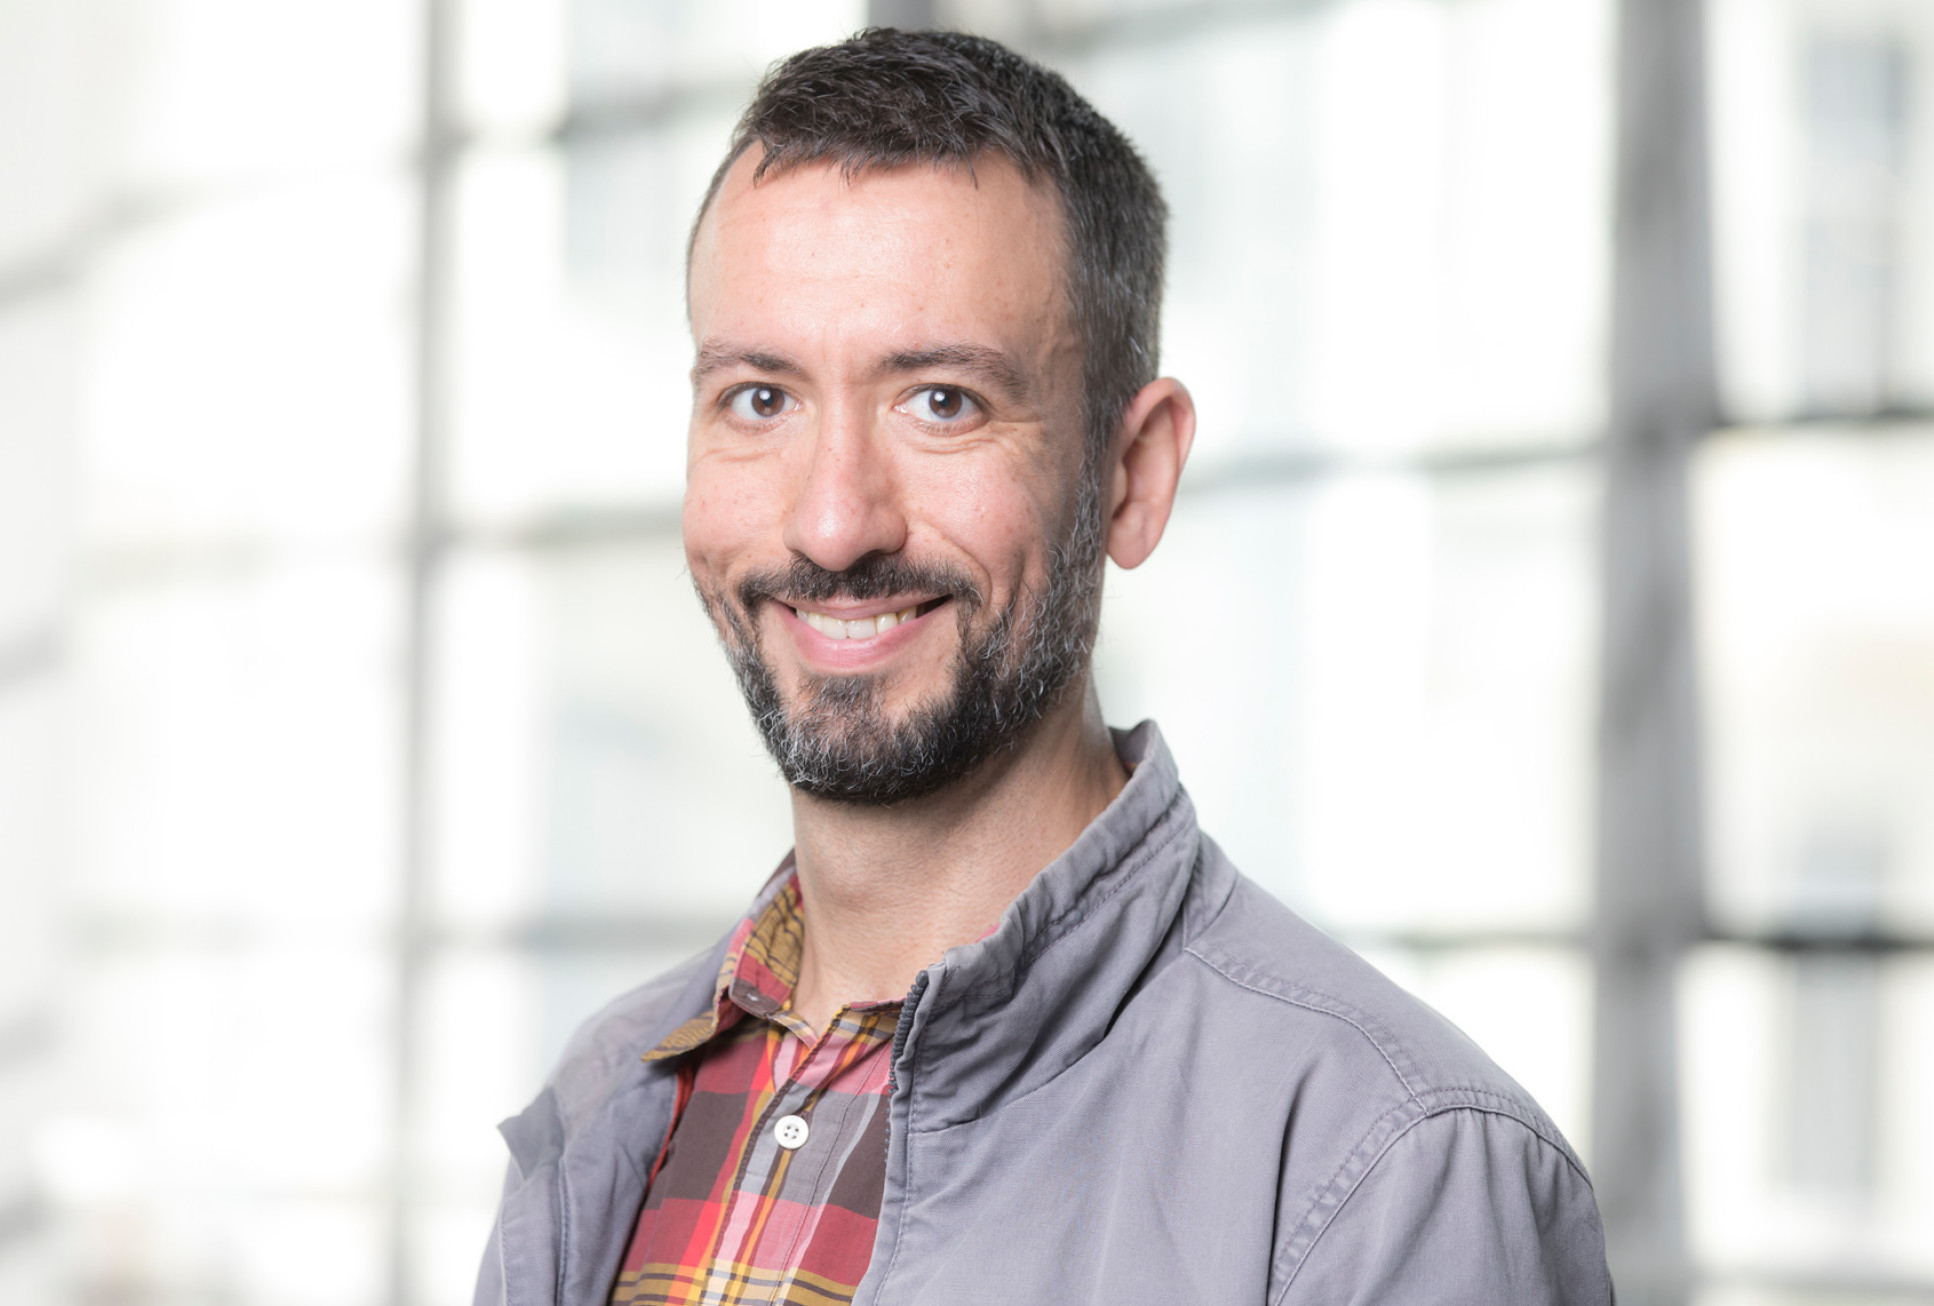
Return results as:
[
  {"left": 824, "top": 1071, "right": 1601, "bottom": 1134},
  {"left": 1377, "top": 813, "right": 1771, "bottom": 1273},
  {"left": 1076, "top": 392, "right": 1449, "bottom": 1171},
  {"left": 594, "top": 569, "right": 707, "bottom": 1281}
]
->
[{"left": 608, "top": 874, "right": 902, "bottom": 1306}]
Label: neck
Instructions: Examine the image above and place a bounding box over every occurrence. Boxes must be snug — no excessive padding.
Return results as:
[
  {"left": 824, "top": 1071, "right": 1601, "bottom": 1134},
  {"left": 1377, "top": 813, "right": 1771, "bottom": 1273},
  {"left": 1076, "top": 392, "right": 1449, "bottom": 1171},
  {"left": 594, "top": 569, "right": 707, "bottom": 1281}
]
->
[{"left": 784, "top": 679, "right": 1128, "bottom": 1032}]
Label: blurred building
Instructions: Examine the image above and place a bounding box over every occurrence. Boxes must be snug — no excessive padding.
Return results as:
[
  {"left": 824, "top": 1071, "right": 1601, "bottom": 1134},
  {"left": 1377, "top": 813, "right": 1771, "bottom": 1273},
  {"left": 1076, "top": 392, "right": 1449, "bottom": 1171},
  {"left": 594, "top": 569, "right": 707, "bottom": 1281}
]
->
[{"left": 0, "top": 0, "right": 1931, "bottom": 1303}]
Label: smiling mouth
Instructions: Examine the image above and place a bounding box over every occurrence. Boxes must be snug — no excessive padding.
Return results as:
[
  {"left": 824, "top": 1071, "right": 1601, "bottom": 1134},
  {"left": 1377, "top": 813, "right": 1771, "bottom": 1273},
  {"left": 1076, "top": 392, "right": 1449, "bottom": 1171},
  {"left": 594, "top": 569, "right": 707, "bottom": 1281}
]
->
[{"left": 788, "top": 598, "right": 948, "bottom": 642}]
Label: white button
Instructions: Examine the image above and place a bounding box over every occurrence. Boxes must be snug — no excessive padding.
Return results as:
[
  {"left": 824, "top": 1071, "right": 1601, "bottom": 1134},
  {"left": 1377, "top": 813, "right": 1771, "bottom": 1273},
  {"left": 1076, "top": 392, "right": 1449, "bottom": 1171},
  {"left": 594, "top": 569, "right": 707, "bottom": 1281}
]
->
[{"left": 773, "top": 1114, "right": 810, "bottom": 1150}]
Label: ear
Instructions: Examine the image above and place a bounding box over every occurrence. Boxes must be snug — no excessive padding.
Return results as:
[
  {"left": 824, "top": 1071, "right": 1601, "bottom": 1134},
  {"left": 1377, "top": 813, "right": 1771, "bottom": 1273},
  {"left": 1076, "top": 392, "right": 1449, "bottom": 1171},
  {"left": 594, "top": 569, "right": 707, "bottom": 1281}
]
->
[{"left": 1105, "top": 378, "right": 1196, "bottom": 570}]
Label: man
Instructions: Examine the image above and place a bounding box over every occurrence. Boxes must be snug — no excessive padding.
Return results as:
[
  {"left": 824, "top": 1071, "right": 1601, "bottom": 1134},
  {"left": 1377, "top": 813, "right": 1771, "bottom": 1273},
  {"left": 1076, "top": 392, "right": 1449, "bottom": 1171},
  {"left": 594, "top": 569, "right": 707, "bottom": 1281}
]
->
[{"left": 476, "top": 28, "right": 1611, "bottom": 1306}]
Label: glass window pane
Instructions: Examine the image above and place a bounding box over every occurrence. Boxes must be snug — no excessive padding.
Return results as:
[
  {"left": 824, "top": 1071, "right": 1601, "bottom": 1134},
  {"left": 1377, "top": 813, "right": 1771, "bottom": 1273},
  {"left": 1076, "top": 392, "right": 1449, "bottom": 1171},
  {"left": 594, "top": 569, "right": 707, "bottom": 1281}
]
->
[
  {"left": 1097, "top": 463, "right": 1595, "bottom": 934},
  {"left": 81, "top": 180, "right": 415, "bottom": 548},
  {"left": 1683, "top": 947, "right": 1934, "bottom": 1289},
  {"left": 0, "top": 682, "right": 64, "bottom": 1018},
  {"left": 1054, "top": 0, "right": 1610, "bottom": 463},
  {"left": 107, "top": 0, "right": 419, "bottom": 189},
  {"left": 446, "top": 0, "right": 869, "bottom": 525},
  {"left": 44, "top": 947, "right": 391, "bottom": 1305},
  {"left": 566, "top": 0, "right": 864, "bottom": 106},
  {"left": 0, "top": 1246, "right": 57, "bottom": 1306},
  {"left": 459, "top": 0, "right": 568, "bottom": 132},
  {"left": 1695, "top": 431, "right": 1934, "bottom": 935},
  {"left": 430, "top": 539, "right": 791, "bottom": 928},
  {"left": 414, "top": 949, "right": 541, "bottom": 1198},
  {"left": 0, "top": 295, "right": 79, "bottom": 639},
  {"left": 70, "top": 561, "right": 402, "bottom": 927},
  {"left": 446, "top": 123, "right": 726, "bottom": 522},
  {"left": 217, "top": 1198, "right": 388, "bottom": 1306},
  {"left": 0, "top": 680, "right": 64, "bottom": 1299},
  {"left": 1696, "top": 1291, "right": 1923, "bottom": 1306},
  {"left": 1710, "top": 0, "right": 1934, "bottom": 419},
  {"left": 51, "top": 1192, "right": 385, "bottom": 1306},
  {"left": 0, "top": 4, "right": 98, "bottom": 265},
  {"left": 412, "top": 1199, "right": 501, "bottom": 1306}
]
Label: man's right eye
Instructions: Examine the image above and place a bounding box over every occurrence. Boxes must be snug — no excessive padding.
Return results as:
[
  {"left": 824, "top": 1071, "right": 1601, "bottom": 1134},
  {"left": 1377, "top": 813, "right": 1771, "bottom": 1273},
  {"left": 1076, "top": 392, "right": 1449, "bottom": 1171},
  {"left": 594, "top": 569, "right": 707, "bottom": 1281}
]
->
[{"left": 726, "top": 385, "right": 796, "bottom": 422}]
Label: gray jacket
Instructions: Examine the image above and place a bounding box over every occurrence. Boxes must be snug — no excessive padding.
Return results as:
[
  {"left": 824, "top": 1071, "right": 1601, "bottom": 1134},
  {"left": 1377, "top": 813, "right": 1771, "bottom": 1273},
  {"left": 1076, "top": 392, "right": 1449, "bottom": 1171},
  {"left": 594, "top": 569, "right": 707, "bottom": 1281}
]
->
[{"left": 476, "top": 722, "right": 1612, "bottom": 1305}]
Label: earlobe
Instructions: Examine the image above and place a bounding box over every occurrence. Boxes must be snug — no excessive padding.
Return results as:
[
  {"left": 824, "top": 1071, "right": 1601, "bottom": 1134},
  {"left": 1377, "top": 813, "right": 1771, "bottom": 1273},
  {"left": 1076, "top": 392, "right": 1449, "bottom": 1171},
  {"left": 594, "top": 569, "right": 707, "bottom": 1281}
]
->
[{"left": 1105, "top": 378, "right": 1196, "bottom": 571}]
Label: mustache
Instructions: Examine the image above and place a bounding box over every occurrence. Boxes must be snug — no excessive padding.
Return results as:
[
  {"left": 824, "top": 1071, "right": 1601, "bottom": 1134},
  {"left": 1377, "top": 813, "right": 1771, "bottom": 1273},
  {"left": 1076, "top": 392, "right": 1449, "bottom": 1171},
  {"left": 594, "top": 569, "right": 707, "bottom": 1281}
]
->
[{"left": 735, "top": 555, "right": 984, "bottom": 612}]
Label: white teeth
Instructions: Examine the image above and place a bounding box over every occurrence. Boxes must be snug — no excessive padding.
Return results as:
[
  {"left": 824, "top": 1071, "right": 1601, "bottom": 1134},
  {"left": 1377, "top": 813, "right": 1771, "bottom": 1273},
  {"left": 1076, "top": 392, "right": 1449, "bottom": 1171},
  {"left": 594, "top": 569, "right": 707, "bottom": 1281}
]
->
[{"left": 795, "top": 605, "right": 924, "bottom": 641}]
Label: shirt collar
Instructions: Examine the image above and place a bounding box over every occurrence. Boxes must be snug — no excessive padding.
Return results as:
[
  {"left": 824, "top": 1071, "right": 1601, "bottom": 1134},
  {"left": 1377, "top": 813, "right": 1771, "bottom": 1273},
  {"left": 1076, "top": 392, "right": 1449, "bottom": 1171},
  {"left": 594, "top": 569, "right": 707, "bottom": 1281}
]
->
[{"left": 643, "top": 871, "right": 807, "bottom": 1062}]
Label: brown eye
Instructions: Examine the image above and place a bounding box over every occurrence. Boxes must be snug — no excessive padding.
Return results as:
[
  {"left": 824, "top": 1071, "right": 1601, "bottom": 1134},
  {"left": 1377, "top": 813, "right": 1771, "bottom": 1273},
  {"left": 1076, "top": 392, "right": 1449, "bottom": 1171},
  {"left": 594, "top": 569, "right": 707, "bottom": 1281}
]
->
[
  {"left": 904, "top": 386, "right": 978, "bottom": 424},
  {"left": 727, "top": 385, "right": 794, "bottom": 422}
]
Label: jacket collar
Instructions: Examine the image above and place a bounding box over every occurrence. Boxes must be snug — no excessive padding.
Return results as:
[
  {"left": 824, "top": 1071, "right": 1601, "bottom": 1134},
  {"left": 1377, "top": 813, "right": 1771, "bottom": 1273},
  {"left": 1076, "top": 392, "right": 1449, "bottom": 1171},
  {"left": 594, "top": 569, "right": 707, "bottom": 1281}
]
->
[{"left": 887, "top": 720, "right": 1207, "bottom": 1128}]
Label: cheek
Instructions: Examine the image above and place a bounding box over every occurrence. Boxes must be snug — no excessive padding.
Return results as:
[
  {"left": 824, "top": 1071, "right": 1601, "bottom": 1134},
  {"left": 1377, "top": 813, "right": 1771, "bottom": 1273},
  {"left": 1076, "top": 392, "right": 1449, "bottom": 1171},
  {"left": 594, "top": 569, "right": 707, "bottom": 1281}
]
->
[
  {"left": 681, "top": 462, "right": 775, "bottom": 590},
  {"left": 902, "top": 457, "right": 1063, "bottom": 592}
]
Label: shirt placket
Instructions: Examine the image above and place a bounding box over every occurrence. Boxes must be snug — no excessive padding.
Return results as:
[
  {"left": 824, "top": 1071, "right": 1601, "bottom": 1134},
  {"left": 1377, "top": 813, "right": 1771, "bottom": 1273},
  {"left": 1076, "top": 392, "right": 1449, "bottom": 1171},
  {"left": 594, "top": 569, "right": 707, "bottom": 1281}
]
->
[{"left": 757, "top": 1011, "right": 850, "bottom": 1170}]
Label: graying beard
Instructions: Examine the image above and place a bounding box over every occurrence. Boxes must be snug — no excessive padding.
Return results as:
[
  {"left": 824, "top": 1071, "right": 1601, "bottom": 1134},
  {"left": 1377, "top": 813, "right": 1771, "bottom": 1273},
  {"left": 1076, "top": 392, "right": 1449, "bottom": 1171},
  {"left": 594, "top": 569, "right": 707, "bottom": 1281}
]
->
[{"left": 703, "top": 468, "right": 1105, "bottom": 806}]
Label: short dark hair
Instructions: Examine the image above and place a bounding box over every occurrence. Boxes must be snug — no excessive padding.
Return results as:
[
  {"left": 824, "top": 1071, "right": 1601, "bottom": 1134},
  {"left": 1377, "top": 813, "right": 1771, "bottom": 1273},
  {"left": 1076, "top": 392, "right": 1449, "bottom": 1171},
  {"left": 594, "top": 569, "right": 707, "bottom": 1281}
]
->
[{"left": 692, "top": 27, "right": 1168, "bottom": 457}]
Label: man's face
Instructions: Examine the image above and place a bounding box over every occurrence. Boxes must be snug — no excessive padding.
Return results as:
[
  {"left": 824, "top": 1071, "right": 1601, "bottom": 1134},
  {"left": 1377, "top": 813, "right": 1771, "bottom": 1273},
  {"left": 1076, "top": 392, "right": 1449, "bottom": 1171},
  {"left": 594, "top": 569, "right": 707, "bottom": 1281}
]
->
[{"left": 683, "top": 151, "right": 1099, "bottom": 804}]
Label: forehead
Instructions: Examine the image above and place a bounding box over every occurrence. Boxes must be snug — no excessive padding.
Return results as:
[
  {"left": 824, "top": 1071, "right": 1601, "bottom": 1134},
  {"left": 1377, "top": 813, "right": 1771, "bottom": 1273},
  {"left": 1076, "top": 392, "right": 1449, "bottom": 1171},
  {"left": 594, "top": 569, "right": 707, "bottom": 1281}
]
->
[{"left": 687, "top": 150, "right": 1070, "bottom": 353}]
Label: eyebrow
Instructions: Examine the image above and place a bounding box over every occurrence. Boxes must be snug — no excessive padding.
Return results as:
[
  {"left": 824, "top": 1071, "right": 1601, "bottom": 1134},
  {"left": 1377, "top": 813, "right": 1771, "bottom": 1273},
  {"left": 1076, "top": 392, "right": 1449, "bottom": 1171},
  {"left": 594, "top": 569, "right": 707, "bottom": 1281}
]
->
[
  {"left": 691, "top": 339, "right": 1032, "bottom": 402},
  {"left": 691, "top": 344, "right": 805, "bottom": 384},
  {"left": 876, "top": 344, "right": 1031, "bottom": 401}
]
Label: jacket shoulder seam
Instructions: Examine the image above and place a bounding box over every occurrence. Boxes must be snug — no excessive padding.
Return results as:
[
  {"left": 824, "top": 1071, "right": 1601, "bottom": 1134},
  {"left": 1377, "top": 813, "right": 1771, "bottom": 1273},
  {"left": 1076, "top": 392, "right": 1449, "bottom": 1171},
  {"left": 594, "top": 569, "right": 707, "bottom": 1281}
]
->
[
  {"left": 1269, "top": 1100, "right": 1595, "bottom": 1306},
  {"left": 1184, "top": 937, "right": 1587, "bottom": 1175},
  {"left": 1182, "top": 941, "right": 1423, "bottom": 1097},
  {"left": 1410, "top": 1087, "right": 1591, "bottom": 1181},
  {"left": 1272, "top": 1095, "right": 1423, "bottom": 1303}
]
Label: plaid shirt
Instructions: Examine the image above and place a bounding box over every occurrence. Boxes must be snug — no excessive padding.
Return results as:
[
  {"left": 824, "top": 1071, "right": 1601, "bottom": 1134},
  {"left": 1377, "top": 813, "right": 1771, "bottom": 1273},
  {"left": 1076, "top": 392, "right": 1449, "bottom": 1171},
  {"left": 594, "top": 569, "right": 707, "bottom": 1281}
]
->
[{"left": 608, "top": 874, "right": 902, "bottom": 1306}]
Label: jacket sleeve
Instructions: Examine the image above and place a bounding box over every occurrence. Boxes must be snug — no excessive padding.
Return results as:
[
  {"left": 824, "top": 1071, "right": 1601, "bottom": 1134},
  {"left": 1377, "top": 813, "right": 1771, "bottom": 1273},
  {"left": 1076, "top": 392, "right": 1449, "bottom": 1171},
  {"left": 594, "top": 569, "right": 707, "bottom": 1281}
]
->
[
  {"left": 471, "top": 1160, "right": 514, "bottom": 1306},
  {"left": 1276, "top": 1107, "right": 1613, "bottom": 1306}
]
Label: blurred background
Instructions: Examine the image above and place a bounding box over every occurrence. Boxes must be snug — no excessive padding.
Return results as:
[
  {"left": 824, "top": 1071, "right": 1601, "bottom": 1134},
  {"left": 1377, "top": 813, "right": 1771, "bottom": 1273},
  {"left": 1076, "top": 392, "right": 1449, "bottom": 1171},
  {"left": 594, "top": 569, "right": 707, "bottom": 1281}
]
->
[{"left": 1, "top": 0, "right": 1931, "bottom": 1302}]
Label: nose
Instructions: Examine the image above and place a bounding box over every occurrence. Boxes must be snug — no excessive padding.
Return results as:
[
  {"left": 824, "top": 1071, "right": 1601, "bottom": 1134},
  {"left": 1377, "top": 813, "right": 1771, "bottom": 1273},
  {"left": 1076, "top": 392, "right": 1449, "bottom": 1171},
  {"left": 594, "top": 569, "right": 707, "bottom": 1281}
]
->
[{"left": 781, "top": 401, "right": 908, "bottom": 573}]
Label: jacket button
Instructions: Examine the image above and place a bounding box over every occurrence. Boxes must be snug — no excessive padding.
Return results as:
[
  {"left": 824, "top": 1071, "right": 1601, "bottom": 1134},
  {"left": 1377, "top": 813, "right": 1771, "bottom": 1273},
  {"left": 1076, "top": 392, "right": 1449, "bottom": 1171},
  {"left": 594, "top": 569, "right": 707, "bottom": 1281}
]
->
[{"left": 773, "top": 1114, "right": 810, "bottom": 1150}]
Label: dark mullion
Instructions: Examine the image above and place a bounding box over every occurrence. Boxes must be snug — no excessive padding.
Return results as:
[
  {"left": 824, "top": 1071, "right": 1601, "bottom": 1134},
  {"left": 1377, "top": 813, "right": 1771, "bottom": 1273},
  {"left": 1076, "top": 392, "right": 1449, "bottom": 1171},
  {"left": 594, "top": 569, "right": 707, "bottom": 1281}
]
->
[
  {"left": 1707, "top": 408, "right": 1934, "bottom": 434},
  {"left": 1701, "top": 928, "right": 1934, "bottom": 956},
  {"left": 1593, "top": 1, "right": 1720, "bottom": 1302}
]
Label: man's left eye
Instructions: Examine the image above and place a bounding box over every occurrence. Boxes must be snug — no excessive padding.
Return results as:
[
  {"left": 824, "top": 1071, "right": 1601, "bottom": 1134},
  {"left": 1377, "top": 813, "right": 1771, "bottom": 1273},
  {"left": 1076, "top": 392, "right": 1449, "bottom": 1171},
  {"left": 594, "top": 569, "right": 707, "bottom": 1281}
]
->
[{"left": 901, "top": 387, "right": 979, "bottom": 424}]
